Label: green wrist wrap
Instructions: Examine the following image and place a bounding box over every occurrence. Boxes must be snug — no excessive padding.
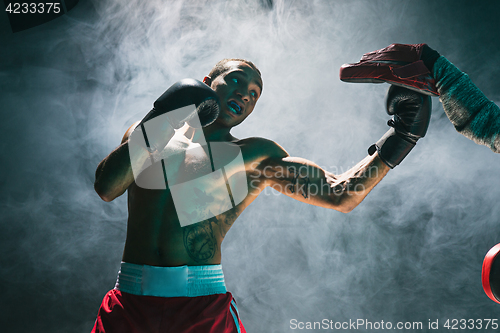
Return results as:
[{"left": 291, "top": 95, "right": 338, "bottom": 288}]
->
[{"left": 434, "top": 56, "right": 500, "bottom": 152}]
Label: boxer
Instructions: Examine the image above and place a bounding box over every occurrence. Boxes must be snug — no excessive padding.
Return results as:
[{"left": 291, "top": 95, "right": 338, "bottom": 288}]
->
[{"left": 92, "top": 58, "right": 430, "bottom": 332}]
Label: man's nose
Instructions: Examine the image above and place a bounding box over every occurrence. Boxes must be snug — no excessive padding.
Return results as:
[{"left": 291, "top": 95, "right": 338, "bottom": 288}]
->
[{"left": 236, "top": 87, "right": 250, "bottom": 102}]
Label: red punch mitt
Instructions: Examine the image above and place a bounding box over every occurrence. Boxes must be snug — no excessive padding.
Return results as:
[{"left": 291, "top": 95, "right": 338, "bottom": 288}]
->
[
  {"left": 482, "top": 243, "right": 500, "bottom": 304},
  {"left": 340, "top": 44, "right": 439, "bottom": 96}
]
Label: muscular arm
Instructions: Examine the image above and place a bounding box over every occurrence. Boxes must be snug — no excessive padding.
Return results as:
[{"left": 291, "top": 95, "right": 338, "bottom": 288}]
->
[
  {"left": 94, "top": 121, "right": 175, "bottom": 201},
  {"left": 255, "top": 141, "right": 390, "bottom": 213}
]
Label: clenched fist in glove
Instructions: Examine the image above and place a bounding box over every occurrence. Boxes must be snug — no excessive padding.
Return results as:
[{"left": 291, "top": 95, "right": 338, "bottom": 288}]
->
[{"left": 368, "top": 85, "right": 432, "bottom": 168}]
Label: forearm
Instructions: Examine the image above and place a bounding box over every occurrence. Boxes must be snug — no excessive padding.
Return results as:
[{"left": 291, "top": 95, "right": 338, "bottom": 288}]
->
[
  {"left": 331, "top": 152, "right": 390, "bottom": 212},
  {"left": 94, "top": 123, "right": 175, "bottom": 201},
  {"left": 261, "top": 150, "right": 390, "bottom": 213},
  {"left": 434, "top": 56, "right": 500, "bottom": 153},
  {"left": 94, "top": 142, "right": 138, "bottom": 201}
]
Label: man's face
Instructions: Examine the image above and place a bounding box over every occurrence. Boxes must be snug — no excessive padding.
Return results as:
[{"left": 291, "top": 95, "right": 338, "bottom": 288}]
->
[{"left": 205, "top": 61, "right": 263, "bottom": 128}]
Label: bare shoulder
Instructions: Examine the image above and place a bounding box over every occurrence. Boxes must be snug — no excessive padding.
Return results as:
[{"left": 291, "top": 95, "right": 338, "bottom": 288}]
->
[
  {"left": 236, "top": 137, "right": 289, "bottom": 164},
  {"left": 121, "top": 121, "right": 141, "bottom": 144}
]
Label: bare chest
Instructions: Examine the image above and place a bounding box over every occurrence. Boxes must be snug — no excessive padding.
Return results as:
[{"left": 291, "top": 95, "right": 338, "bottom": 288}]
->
[{"left": 162, "top": 137, "right": 249, "bottom": 227}]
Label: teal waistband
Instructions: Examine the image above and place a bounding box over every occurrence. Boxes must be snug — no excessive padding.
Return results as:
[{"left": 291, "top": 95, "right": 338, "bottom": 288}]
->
[{"left": 114, "top": 262, "right": 227, "bottom": 297}]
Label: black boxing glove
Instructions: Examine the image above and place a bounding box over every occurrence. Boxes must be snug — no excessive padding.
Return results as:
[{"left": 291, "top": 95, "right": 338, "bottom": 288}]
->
[
  {"left": 140, "top": 78, "right": 220, "bottom": 129},
  {"left": 132, "top": 79, "right": 220, "bottom": 156},
  {"left": 368, "top": 85, "right": 432, "bottom": 168}
]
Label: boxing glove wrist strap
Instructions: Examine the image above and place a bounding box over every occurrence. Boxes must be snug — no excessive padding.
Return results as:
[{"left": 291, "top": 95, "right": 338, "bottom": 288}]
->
[
  {"left": 139, "top": 107, "right": 189, "bottom": 130},
  {"left": 368, "top": 127, "right": 415, "bottom": 169}
]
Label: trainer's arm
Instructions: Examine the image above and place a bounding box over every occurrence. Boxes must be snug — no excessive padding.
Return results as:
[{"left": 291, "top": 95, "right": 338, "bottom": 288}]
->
[
  {"left": 433, "top": 55, "right": 500, "bottom": 153},
  {"left": 257, "top": 145, "right": 389, "bottom": 213},
  {"left": 421, "top": 45, "right": 500, "bottom": 152},
  {"left": 94, "top": 122, "right": 175, "bottom": 202}
]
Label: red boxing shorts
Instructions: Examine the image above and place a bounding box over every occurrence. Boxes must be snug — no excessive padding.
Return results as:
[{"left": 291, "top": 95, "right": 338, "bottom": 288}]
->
[
  {"left": 91, "top": 262, "right": 246, "bottom": 333},
  {"left": 91, "top": 289, "right": 245, "bottom": 333}
]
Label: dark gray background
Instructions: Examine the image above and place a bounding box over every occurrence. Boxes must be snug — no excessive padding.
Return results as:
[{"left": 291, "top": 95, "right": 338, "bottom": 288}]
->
[{"left": 1, "top": 0, "right": 499, "bottom": 332}]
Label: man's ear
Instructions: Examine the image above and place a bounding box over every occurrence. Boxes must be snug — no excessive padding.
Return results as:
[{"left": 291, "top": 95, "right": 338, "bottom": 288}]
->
[{"left": 203, "top": 76, "right": 212, "bottom": 86}]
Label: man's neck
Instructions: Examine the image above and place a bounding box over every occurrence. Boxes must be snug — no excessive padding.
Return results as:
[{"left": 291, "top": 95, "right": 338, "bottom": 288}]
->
[{"left": 188, "top": 123, "right": 236, "bottom": 143}]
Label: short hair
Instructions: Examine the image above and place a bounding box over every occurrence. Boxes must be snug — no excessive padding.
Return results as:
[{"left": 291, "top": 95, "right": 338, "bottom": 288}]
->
[{"left": 207, "top": 58, "right": 262, "bottom": 82}]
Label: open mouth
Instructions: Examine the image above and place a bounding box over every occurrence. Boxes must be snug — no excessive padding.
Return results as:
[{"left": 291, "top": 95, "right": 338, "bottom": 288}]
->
[{"left": 227, "top": 101, "right": 242, "bottom": 115}]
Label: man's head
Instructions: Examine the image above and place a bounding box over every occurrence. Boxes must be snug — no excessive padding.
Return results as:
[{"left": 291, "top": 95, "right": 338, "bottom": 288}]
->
[
  {"left": 203, "top": 59, "right": 263, "bottom": 128},
  {"left": 207, "top": 59, "right": 262, "bottom": 83}
]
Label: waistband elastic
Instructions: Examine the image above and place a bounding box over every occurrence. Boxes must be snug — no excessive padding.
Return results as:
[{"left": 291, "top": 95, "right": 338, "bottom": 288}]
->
[{"left": 114, "top": 262, "right": 227, "bottom": 297}]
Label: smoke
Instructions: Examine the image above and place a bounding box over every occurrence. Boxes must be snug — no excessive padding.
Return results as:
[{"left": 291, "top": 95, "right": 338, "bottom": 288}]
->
[{"left": 1, "top": 0, "right": 499, "bottom": 332}]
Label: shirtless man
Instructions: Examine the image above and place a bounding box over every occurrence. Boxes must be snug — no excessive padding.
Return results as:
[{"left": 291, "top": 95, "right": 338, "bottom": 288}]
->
[{"left": 91, "top": 58, "right": 431, "bottom": 333}]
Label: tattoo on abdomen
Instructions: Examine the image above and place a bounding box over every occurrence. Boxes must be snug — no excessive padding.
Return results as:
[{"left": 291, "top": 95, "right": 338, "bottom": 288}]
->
[{"left": 183, "top": 220, "right": 217, "bottom": 262}]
